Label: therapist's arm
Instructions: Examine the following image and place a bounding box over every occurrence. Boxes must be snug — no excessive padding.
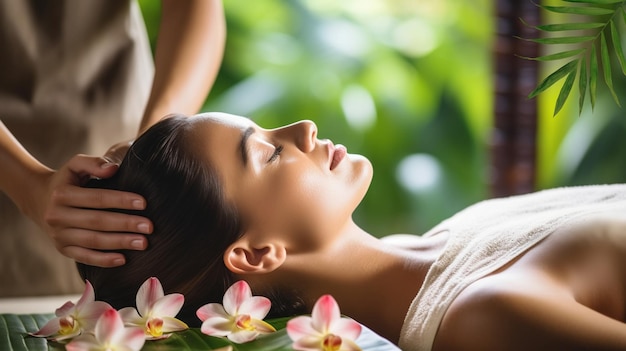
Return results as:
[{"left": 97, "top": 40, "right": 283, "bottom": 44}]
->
[
  {"left": 139, "top": 0, "right": 226, "bottom": 133},
  {"left": 0, "top": 121, "right": 152, "bottom": 267}
]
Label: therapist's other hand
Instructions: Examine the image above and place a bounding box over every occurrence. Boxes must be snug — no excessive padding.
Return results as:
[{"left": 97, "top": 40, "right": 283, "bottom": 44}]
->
[
  {"left": 38, "top": 154, "right": 152, "bottom": 267},
  {"left": 103, "top": 139, "right": 133, "bottom": 165}
]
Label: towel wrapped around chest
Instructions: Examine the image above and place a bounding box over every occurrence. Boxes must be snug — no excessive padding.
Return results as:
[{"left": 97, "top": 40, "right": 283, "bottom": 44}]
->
[{"left": 399, "top": 184, "right": 626, "bottom": 351}]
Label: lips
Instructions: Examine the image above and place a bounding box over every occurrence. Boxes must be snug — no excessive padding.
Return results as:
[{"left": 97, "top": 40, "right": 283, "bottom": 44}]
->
[{"left": 330, "top": 143, "right": 347, "bottom": 170}]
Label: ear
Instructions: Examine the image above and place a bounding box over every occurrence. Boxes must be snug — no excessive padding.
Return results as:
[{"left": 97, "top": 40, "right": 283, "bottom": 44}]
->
[{"left": 224, "top": 238, "right": 286, "bottom": 275}]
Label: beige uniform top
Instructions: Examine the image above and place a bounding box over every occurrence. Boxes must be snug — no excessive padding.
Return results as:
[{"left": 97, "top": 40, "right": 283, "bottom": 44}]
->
[{"left": 0, "top": 0, "right": 153, "bottom": 297}]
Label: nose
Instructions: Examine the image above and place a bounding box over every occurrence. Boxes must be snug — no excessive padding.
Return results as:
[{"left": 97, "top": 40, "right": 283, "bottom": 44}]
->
[{"left": 280, "top": 120, "right": 317, "bottom": 153}]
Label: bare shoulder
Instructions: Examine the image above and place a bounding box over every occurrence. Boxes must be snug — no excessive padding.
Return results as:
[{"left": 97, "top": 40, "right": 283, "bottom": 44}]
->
[{"left": 432, "top": 274, "right": 626, "bottom": 351}]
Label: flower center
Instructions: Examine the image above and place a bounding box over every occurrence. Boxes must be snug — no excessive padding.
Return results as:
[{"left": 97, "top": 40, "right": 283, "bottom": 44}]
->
[
  {"left": 146, "top": 317, "right": 164, "bottom": 337},
  {"left": 235, "top": 314, "right": 255, "bottom": 331},
  {"left": 58, "top": 316, "right": 76, "bottom": 335},
  {"left": 322, "top": 334, "right": 343, "bottom": 351}
]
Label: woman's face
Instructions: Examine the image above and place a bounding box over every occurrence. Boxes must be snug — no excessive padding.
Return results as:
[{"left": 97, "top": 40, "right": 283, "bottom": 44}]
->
[{"left": 188, "top": 112, "right": 373, "bottom": 252}]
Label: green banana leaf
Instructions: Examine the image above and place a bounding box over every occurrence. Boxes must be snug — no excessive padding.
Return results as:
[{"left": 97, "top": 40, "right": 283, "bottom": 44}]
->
[{"left": 0, "top": 314, "right": 400, "bottom": 351}]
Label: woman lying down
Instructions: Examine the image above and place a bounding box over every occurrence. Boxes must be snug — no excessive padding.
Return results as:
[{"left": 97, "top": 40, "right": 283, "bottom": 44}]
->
[{"left": 80, "top": 112, "right": 626, "bottom": 351}]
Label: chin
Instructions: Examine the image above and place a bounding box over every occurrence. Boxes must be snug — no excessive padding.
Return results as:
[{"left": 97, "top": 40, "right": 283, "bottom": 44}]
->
[{"left": 347, "top": 154, "right": 373, "bottom": 194}]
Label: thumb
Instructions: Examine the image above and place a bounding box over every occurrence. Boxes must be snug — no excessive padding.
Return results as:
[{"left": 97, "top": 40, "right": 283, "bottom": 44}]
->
[{"left": 66, "top": 155, "right": 120, "bottom": 181}]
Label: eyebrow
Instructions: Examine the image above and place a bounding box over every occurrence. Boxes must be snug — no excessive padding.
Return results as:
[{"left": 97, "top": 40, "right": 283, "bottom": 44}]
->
[{"left": 239, "top": 126, "right": 255, "bottom": 166}]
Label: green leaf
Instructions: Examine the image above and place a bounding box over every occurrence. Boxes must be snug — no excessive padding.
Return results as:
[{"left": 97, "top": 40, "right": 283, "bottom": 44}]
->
[
  {"left": 536, "top": 22, "right": 606, "bottom": 31},
  {"left": 563, "top": 0, "right": 624, "bottom": 4},
  {"left": 590, "top": 43, "right": 598, "bottom": 109},
  {"left": 600, "top": 31, "right": 622, "bottom": 106},
  {"left": 579, "top": 55, "right": 588, "bottom": 114},
  {"left": 526, "top": 0, "right": 626, "bottom": 113},
  {"left": 142, "top": 329, "right": 234, "bottom": 351},
  {"left": 554, "top": 68, "right": 578, "bottom": 116},
  {"left": 540, "top": 5, "right": 616, "bottom": 16},
  {"left": 0, "top": 314, "right": 58, "bottom": 351},
  {"left": 0, "top": 314, "right": 401, "bottom": 351},
  {"left": 519, "top": 48, "right": 585, "bottom": 61},
  {"left": 610, "top": 20, "right": 626, "bottom": 74},
  {"left": 529, "top": 59, "right": 579, "bottom": 98},
  {"left": 526, "top": 36, "right": 596, "bottom": 44}
]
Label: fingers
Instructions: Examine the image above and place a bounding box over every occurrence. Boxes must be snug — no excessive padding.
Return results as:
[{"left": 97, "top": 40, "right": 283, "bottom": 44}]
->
[
  {"left": 46, "top": 153, "right": 153, "bottom": 268},
  {"left": 63, "top": 246, "right": 128, "bottom": 268},
  {"left": 55, "top": 227, "right": 148, "bottom": 251},
  {"left": 103, "top": 140, "right": 132, "bottom": 165},
  {"left": 50, "top": 184, "right": 147, "bottom": 212},
  {"left": 65, "top": 154, "right": 120, "bottom": 180},
  {"left": 46, "top": 206, "right": 152, "bottom": 235},
  {"left": 56, "top": 229, "right": 149, "bottom": 268}
]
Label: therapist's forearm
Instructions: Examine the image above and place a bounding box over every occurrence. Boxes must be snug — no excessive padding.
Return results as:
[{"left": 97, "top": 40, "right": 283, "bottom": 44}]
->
[
  {"left": 138, "top": 0, "right": 226, "bottom": 134},
  {"left": 0, "top": 120, "right": 51, "bottom": 219}
]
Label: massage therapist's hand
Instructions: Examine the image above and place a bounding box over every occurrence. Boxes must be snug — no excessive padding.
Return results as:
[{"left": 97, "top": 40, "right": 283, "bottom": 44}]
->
[
  {"left": 103, "top": 139, "right": 133, "bottom": 165},
  {"left": 37, "top": 155, "right": 153, "bottom": 267}
]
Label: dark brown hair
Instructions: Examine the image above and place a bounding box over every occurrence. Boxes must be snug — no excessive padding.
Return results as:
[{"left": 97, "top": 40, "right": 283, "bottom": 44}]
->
[{"left": 78, "top": 115, "right": 305, "bottom": 326}]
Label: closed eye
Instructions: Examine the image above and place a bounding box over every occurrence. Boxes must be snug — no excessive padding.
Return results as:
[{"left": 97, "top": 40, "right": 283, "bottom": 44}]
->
[{"left": 267, "top": 145, "right": 283, "bottom": 163}]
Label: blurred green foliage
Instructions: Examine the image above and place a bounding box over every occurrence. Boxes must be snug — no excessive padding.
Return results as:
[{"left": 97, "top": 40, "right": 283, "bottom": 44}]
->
[
  {"left": 139, "top": 0, "right": 626, "bottom": 238},
  {"left": 137, "top": 0, "right": 492, "bottom": 236}
]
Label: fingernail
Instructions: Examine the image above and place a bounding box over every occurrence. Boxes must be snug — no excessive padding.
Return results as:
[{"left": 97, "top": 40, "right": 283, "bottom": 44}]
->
[
  {"left": 113, "top": 258, "right": 125, "bottom": 266},
  {"left": 137, "top": 222, "right": 150, "bottom": 233},
  {"left": 132, "top": 199, "right": 144, "bottom": 209},
  {"left": 131, "top": 239, "right": 145, "bottom": 250}
]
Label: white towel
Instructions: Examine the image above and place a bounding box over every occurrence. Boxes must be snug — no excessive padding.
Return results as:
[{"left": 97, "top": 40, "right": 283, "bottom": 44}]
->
[{"left": 399, "top": 184, "right": 626, "bottom": 351}]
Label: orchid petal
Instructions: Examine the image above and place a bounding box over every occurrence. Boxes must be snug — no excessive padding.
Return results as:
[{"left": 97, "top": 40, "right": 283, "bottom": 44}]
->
[
  {"left": 118, "top": 327, "right": 147, "bottom": 349},
  {"left": 77, "top": 301, "right": 113, "bottom": 332},
  {"left": 54, "top": 301, "right": 75, "bottom": 317},
  {"left": 292, "top": 336, "right": 327, "bottom": 351},
  {"left": 200, "top": 317, "right": 234, "bottom": 336},
  {"left": 145, "top": 334, "right": 173, "bottom": 341},
  {"left": 227, "top": 330, "right": 259, "bottom": 344},
  {"left": 311, "top": 295, "right": 340, "bottom": 333},
  {"left": 223, "top": 281, "right": 251, "bottom": 315},
  {"left": 52, "top": 329, "right": 82, "bottom": 342},
  {"left": 136, "top": 277, "right": 164, "bottom": 315},
  {"left": 196, "top": 303, "right": 229, "bottom": 321},
  {"left": 119, "top": 306, "right": 143, "bottom": 326},
  {"left": 145, "top": 334, "right": 172, "bottom": 341},
  {"left": 29, "top": 317, "right": 61, "bottom": 337},
  {"left": 74, "top": 281, "right": 96, "bottom": 310},
  {"left": 249, "top": 318, "right": 276, "bottom": 334},
  {"left": 150, "top": 293, "right": 184, "bottom": 318},
  {"left": 161, "top": 316, "right": 189, "bottom": 333},
  {"left": 286, "top": 316, "right": 320, "bottom": 340},
  {"left": 288, "top": 295, "right": 363, "bottom": 351},
  {"left": 329, "top": 317, "right": 362, "bottom": 341},
  {"left": 340, "top": 338, "right": 363, "bottom": 351},
  {"left": 95, "top": 309, "right": 125, "bottom": 343},
  {"left": 238, "top": 296, "right": 272, "bottom": 320},
  {"left": 65, "top": 334, "right": 99, "bottom": 351}
]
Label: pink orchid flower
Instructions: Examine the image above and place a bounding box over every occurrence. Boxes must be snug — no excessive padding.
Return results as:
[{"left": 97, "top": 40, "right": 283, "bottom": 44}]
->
[
  {"left": 118, "top": 277, "right": 188, "bottom": 340},
  {"left": 66, "top": 308, "right": 145, "bottom": 351},
  {"left": 196, "top": 280, "right": 276, "bottom": 343},
  {"left": 287, "top": 295, "right": 362, "bottom": 351},
  {"left": 30, "top": 281, "right": 111, "bottom": 341}
]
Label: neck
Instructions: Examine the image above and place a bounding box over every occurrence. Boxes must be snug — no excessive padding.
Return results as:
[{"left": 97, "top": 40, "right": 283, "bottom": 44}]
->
[{"left": 278, "top": 221, "right": 443, "bottom": 343}]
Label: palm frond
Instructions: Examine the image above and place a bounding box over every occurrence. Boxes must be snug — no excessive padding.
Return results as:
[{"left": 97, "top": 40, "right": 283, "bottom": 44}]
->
[
  {"left": 522, "top": 0, "right": 626, "bottom": 116},
  {"left": 579, "top": 55, "right": 588, "bottom": 113},
  {"left": 563, "top": 0, "right": 623, "bottom": 4}
]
